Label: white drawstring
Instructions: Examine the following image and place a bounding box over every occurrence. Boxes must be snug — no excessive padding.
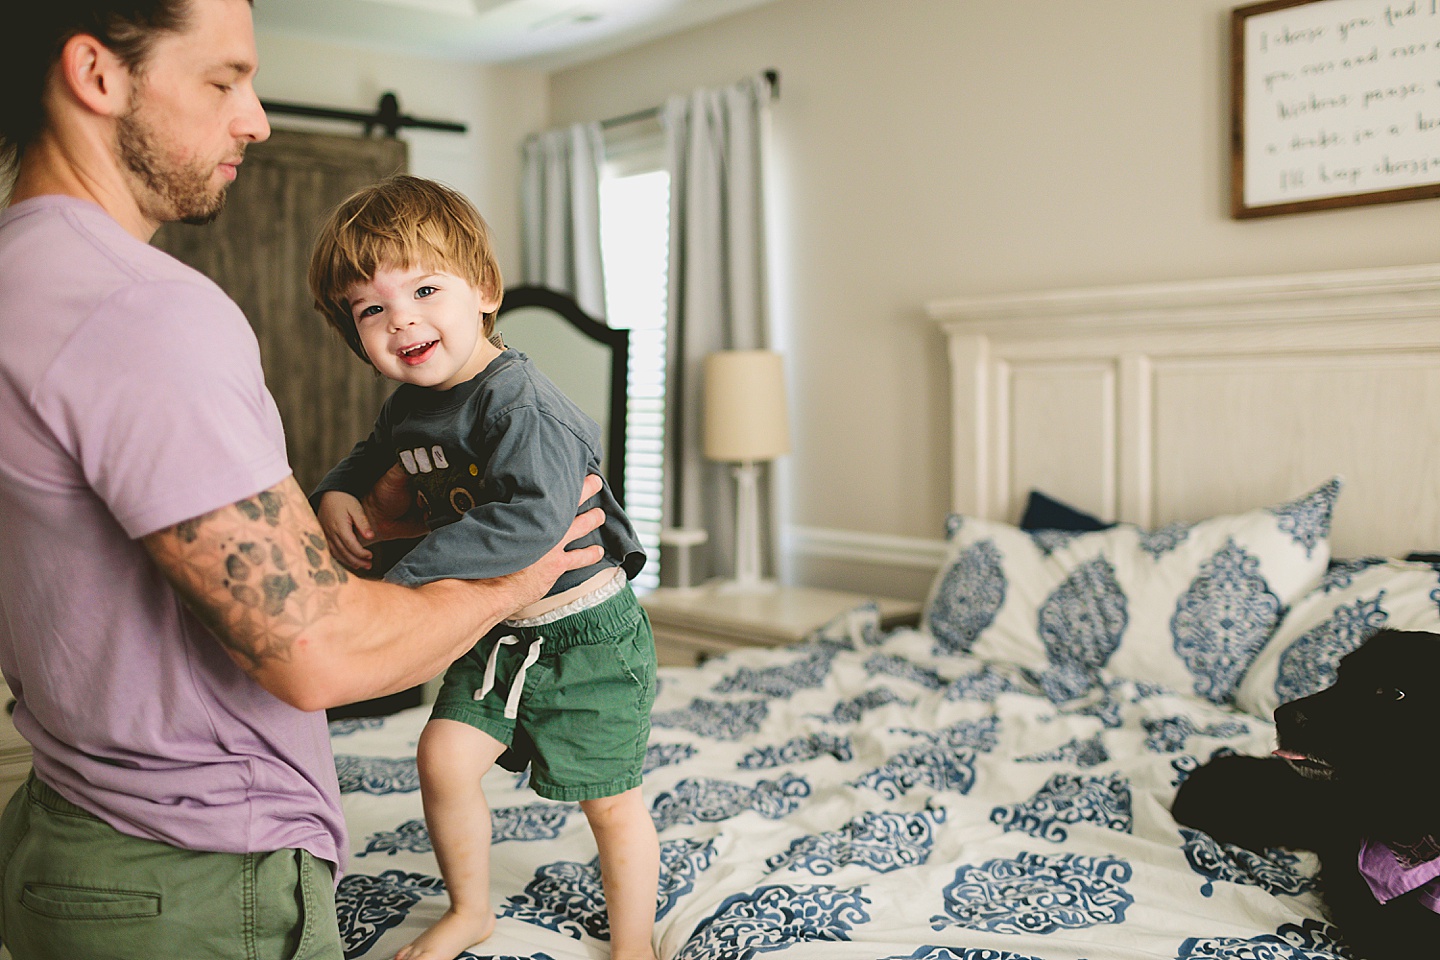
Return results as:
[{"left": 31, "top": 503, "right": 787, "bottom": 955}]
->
[
  {"left": 474, "top": 634, "right": 546, "bottom": 720},
  {"left": 476, "top": 635, "right": 516, "bottom": 703}
]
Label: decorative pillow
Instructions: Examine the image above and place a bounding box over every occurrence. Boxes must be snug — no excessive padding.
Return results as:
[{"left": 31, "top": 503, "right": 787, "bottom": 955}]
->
[
  {"left": 923, "top": 478, "right": 1341, "bottom": 705},
  {"left": 1233, "top": 557, "right": 1440, "bottom": 720},
  {"left": 1018, "top": 490, "right": 1114, "bottom": 533}
]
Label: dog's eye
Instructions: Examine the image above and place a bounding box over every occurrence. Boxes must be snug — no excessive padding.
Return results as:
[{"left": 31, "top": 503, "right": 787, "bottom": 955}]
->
[{"left": 1375, "top": 686, "right": 1406, "bottom": 702}]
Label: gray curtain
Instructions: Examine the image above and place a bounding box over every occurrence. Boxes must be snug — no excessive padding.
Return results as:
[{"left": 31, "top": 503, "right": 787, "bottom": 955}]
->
[
  {"left": 519, "top": 123, "right": 606, "bottom": 319},
  {"left": 661, "top": 73, "right": 778, "bottom": 580}
]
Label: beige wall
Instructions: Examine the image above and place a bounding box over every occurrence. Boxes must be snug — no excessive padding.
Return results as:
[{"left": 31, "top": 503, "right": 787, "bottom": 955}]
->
[
  {"left": 546, "top": 0, "right": 1440, "bottom": 597},
  {"left": 249, "top": 2, "right": 1440, "bottom": 599},
  {"left": 253, "top": 32, "right": 548, "bottom": 281}
]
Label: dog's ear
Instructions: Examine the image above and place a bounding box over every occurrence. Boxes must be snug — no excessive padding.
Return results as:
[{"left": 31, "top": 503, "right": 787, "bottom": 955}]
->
[
  {"left": 1359, "top": 630, "right": 1440, "bottom": 679},
  {"left": 1338, "top": 629, "right": 1440, "bottom": 739},
  {"left": 1345, "top": 629, "right": 1440, "bottom": 826},
  {"left": 1386, "top": 629, "right": 1440, "bottom": 644},
  {"left": 1369, "top": 628, "right": 1440, "bottom": 642}
]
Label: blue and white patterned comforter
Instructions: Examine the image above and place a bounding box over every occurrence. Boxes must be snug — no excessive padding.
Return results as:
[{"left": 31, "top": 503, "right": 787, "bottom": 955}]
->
[{"left": 330, "top": 610, "right": 1347, "bottom": 960}]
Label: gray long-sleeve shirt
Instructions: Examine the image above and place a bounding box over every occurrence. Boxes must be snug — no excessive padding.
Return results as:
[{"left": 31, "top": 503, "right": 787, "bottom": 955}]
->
[{"left": 311, "top": 349, "right": 644, "bottom": 594}]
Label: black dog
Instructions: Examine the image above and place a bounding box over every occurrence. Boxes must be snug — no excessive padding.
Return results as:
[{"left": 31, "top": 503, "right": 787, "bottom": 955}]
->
[{"left": 1172, "top": 629, "right": 1440, "bottom": 960}]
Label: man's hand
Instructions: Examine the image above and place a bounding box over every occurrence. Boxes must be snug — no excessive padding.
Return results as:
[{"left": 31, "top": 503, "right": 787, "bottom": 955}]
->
[
  {"left": 491, "top": 474, "right": 607, "bottom": 614},
  {"left": 360, "top": 464, "right": 428, "bottom": 543}
]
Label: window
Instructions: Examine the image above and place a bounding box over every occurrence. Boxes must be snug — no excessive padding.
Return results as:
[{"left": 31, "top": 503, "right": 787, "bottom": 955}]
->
[{"left": 599, "top": 128, "right": 670, "bottom": 594}]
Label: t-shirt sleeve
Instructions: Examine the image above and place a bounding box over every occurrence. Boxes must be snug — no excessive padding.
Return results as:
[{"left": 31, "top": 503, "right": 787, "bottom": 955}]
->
[
  {"left": 36, "top": 279, "right": 293, "bottom": 539},
  {"left": 383, "top": 404, "right": 590, "bottom": 586}
]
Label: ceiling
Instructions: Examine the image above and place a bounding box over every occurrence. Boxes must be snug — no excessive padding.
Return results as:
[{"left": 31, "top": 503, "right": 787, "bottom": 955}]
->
[{"left": 252, "top": 0, "right": 779, "bottom": 69}]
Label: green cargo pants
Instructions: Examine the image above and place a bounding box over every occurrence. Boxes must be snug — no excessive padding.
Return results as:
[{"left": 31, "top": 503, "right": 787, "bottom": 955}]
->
[{"left": 0, "top": 774, "right": 343, "bottom": 960}]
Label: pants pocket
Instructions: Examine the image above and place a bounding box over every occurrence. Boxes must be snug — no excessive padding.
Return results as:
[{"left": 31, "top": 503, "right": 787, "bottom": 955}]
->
[
  {"left": 285, "top": 850, "right": 315, "bottom": 960},
  {"left": 286, "top": 851, "right": 341, "bottom": 960},
  {"left": 20, "top": 883, "right": 160, "bottom": 920}
]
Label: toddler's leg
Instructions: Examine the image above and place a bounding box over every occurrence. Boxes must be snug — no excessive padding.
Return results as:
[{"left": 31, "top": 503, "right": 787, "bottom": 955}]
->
[
  {"left": 395, "top": 718, "right": 509, "bottom": 960},
  {"left": 580, "top": 787, "right": 659, "bottom": 960}
]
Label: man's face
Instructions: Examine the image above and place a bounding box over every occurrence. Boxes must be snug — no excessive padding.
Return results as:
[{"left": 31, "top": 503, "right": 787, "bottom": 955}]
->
[{"left": 118, "top": 0, "right": 270, "bottom": 227}]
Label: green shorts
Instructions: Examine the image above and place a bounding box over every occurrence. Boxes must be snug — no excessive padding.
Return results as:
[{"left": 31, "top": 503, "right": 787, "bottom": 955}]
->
[
  {"left": 431, "top": 584, "right": 657, "bottom": 802},
  {"left": 0, "top": 774, "right": 341, "bottom": 960}
]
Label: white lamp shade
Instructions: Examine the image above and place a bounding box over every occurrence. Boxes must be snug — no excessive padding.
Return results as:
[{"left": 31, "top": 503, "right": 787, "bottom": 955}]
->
[{"left": 703, "top": 350, "right": 790, "bottom": 462}]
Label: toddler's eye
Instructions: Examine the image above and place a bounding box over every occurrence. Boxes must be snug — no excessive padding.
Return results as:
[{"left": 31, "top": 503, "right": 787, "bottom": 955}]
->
[
  {"left": 356, "top": 305, "right": 383, "bottom": 320},
  {"left": 416, "top": 285, "right": 437, "bottom": 299}
]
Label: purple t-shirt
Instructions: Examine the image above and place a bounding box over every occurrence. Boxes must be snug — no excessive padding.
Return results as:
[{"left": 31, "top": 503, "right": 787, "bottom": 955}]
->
[
  {"left": 1359, "top": 836, "right": 1440, "bottom": 912},
  {"left": 0, "top": 196, "right": 345, "bottom": 869}
]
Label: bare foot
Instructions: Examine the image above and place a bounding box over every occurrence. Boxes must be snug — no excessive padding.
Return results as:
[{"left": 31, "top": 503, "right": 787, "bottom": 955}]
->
[{"left": 392, "top": 908, "right": 495, "bottom": 960}]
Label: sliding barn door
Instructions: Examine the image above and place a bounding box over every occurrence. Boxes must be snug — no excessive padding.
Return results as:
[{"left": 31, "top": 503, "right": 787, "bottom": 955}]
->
[{"left": 154, "top": 130, "right": 407, "bottom": 493}]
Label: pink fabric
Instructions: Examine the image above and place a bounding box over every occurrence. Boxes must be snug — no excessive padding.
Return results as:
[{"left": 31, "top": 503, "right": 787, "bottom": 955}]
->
[
  {"left": 0, "top": 196, "right": 344, "bottom": 868},
  {"left": 1359, "top": 836, "right": 1440, "bottom": 912}
]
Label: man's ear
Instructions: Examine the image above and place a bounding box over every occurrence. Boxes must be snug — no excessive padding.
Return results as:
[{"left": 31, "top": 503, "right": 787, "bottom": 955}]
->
[{"left": 56, "top": 33, "right": 135, "bottom": 119}]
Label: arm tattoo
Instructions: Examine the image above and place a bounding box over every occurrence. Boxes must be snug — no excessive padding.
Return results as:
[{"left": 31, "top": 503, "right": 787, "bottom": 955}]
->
[{"left": 145, "top": 479, "right": 351, "bottom": 674}]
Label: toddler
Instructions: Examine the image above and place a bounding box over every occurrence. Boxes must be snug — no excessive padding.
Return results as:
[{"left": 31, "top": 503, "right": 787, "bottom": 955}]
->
[{"left": 309, "top": 175, "right": 658, "bottom": 960}]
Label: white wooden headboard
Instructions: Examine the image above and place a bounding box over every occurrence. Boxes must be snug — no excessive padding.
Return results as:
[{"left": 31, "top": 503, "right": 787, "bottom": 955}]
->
[{"left": 928, "top": 263, "right": 1440, "bottom": 560}]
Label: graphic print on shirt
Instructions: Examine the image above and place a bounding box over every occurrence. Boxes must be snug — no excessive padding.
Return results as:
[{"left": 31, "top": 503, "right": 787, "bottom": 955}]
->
[{"left": 396, "top": 443, "right": 487, "bottom": 526}]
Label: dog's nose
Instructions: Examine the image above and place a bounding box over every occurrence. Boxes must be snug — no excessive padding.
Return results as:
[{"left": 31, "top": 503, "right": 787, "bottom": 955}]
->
[{"left": 1275, "top": 701, "right": 1307, "bottom": 728}]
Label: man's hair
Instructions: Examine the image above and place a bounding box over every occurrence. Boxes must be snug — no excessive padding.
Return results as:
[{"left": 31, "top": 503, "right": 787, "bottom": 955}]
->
[
  {"left": 0, "top": 1, "right": 213, "bottom": 175},
  {"left": 308, "top": 175, "right": 505, "bottom": 365}
]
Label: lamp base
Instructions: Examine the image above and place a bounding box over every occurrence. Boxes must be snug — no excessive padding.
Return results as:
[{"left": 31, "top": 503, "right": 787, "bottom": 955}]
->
[{"left": 730, "top": 460, "right": 766, "bottom": 587}]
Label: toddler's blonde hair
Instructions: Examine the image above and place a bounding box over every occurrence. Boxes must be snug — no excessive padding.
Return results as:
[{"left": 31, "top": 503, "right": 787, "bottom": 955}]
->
[{"left": 309, "top": 175, "right": 503, "bottom": 364}]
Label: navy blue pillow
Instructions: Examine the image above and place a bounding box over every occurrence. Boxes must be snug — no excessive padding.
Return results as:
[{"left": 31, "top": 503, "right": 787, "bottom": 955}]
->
[{"left": 1018, "top": 490, "right": 1114, "bottom": 532}]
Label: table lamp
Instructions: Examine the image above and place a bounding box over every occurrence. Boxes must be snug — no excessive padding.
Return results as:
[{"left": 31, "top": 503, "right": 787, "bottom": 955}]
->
[{"left": 703, "top": 349, "right": 790, "bottom": 589}]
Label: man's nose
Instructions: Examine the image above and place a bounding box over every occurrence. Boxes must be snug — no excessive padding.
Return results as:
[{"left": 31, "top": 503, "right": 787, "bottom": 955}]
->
[{"left": 240, "top": 84, "right": 271, "bottom": 144}]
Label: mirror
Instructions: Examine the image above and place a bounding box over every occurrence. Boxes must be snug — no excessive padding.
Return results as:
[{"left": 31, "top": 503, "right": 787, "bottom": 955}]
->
[{"left": 497, "top": 287, "right": 628, "bottom": 505}]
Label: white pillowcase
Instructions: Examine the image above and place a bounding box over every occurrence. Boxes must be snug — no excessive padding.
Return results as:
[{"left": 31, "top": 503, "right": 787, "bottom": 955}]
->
[
  {"left": 1233, "top": 557, "right": 1440, "bottom": 720},
  {"left": 923, "top": 478, "right": 1340, "bottom": 704}
]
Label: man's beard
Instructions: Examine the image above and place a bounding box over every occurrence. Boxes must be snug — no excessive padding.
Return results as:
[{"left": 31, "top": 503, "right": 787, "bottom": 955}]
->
[{"left": 117, "top": 104, "right": 233, "bottom": 226}]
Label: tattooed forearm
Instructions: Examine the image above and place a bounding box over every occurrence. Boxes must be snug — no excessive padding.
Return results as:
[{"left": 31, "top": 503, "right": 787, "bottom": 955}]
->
[
  {"left": 235, "top": 490, "right": 285, "bottom": 526},
  {"left": 144, "top": 478, "right": 351, "bottom": 675}
]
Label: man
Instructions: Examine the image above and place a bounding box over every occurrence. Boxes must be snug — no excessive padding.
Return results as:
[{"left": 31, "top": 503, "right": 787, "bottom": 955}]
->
[{"left": 0, "top": 3, "right": 605, "bottom": 957}]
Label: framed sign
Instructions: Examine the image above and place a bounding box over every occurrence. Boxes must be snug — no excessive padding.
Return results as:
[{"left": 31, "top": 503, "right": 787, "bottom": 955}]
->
[{"left": 1232, "top": 0, "right": 1440, "bottom": 218}]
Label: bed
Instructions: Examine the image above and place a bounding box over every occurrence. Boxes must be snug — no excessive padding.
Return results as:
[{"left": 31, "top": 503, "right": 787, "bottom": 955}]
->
[{"left": 331, "top": 261, "right": 1440, "bottom": 960}]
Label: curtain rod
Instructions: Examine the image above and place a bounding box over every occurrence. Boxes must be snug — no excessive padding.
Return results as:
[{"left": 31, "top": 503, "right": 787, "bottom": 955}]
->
[
  {"left": 260, "top": 91, "right": 467, "bottom": 138},
  {"left": 600, "top": 69, "right": 779, "bottom": 130}
]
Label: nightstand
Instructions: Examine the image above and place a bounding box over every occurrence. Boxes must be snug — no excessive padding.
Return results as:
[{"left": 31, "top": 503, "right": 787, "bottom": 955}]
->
[
  {"left": 641, "top": 584, "right": 922, "bottom": 667},
  {"left": 0, "top": 687, "right": 31, "bottom": 810}
]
